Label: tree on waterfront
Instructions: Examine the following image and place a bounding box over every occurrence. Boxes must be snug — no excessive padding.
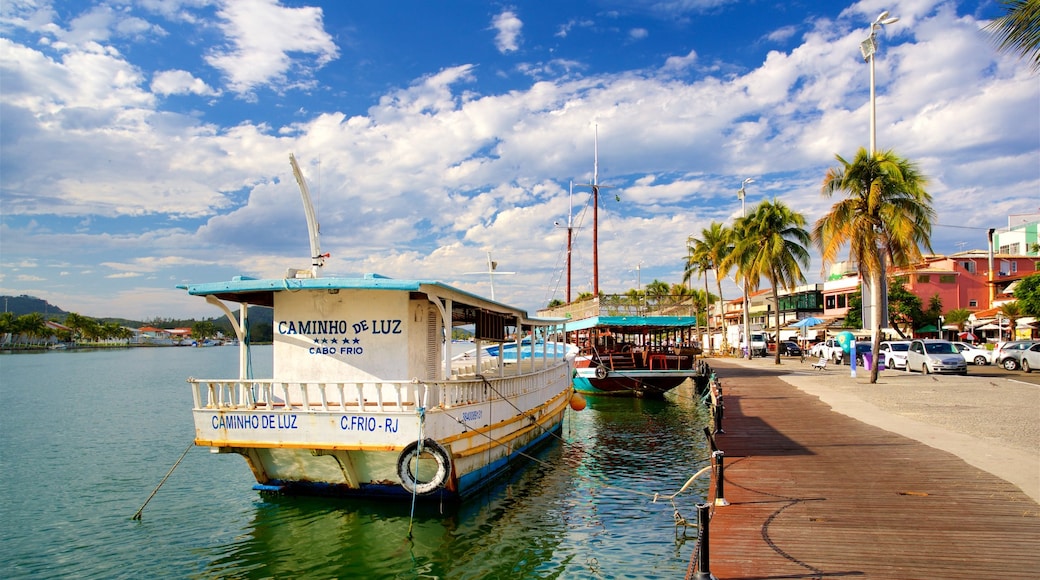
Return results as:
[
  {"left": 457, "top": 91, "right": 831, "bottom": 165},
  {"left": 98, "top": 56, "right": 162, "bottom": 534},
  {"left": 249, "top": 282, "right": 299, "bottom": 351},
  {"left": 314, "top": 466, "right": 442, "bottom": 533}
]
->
[
  {"left": 1014, "top": 274, "right": 1040, "bottom": 316},
  {"left": 814, "top": 148, "right": 934, "bottom": 383},
  {"left": 687, "top": 222, "right": 732, "bottom": 353},
  {"left": 986, "top": 0, "right": 1040, "bottom": 72},
  {"left": 192, "top": 320, "right": 218, "bottom": 342},
  {"left": 727, "top": 199, "right": 811, "bottom": 365}
]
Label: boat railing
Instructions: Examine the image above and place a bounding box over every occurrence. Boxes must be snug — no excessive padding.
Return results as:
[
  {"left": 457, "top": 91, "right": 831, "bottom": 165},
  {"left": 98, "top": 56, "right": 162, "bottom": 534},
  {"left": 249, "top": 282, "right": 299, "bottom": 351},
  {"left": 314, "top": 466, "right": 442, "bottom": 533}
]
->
[{"left": 188, "top": 359, "right": 569, "bottom": 414}]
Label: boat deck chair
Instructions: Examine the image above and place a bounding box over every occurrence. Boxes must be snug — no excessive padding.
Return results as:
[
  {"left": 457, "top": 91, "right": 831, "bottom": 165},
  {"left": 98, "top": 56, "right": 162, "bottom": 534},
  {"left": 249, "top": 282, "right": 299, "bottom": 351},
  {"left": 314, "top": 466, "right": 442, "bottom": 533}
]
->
[{"left": 811, "top": 357, "right": 828, "bottom": 370}]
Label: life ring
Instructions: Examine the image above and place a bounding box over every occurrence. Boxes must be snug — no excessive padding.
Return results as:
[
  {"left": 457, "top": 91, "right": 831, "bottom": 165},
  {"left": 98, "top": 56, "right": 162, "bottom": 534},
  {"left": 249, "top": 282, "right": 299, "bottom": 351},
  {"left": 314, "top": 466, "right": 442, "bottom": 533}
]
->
[
  {"left": 397, "top": 438, "right": 451, "bottom": 495},
  {"left": 595, "top": 365, "right": 609, "bottom": 380}
]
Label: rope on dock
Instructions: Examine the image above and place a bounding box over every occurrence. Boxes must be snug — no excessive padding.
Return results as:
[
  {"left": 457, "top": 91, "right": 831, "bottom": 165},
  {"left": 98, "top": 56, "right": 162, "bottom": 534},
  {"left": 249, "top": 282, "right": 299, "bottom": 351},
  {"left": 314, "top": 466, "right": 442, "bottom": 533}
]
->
[{"left": 131, "top": 441, "right": 194, "bottom": 520}]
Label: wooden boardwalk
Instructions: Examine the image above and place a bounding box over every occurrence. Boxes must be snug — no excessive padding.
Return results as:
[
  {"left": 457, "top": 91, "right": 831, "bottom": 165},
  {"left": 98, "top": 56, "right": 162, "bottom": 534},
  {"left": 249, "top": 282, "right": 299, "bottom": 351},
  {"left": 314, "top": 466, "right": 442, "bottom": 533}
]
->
[{"left": 696, "top": 361, "right": 1040, "bottom": 580}]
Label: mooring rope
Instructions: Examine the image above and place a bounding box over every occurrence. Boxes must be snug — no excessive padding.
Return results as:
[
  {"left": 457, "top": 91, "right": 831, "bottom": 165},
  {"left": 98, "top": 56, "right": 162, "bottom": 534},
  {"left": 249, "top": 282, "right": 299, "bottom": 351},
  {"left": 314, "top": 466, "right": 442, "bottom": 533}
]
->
[
  {"left": 131, "top": 441, "right": 194, "bottom": 520},
  {"left": 406, "top": 406, "right": 426, "bottom": 540}
]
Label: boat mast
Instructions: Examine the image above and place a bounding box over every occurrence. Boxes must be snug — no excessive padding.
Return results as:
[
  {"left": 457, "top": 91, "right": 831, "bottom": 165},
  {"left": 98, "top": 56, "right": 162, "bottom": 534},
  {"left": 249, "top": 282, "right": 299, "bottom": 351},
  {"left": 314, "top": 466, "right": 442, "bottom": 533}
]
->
[
  {"left": 567, "top": 182, "right": 574, "bottom": 304},
  {"left": 592, "top": 126, "right": 599, "bottom": 297},
  {"left": 289, "top": 153, "right": 328, "bottom": 278}
]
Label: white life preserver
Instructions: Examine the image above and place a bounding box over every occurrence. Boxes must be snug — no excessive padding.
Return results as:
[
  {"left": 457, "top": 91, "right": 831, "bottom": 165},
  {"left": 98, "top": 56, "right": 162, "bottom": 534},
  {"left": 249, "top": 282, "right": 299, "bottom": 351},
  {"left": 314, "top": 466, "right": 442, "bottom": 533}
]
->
[
  {"left": 397, "top": 438, "right": 451, "bottom": 495},
  {"left": 595, "top": 365, "right": 609, "bottom": 380}
]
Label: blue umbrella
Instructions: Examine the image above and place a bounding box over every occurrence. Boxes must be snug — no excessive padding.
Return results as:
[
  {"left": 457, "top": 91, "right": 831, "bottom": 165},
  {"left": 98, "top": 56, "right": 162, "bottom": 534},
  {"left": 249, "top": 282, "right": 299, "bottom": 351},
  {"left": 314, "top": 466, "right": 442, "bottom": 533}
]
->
[{"left": 791, "top": 316, "right": 824, "bottom": 328}]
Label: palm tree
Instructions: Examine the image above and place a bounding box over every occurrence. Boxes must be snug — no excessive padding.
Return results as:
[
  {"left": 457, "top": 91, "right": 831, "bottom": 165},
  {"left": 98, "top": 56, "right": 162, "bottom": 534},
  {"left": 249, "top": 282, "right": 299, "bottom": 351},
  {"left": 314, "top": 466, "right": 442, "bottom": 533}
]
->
[
  {"left": 815, "top": 148, "right": 934, "bottom": 383},
  {"left": 694, "top": 222, "right": 735, "bottom": 353},
  {"left": 684, "top": 242, "right": 715, "bottom": 350},
  {"left": 944, "top": 308, "right": 972, "bottom": 335},
  {"left": 644, "top": 280, "right": 671, "bottom": 311},
  {"left": 986, "top": 0, "right": 1040, "bottom": 72},
  {"left": 1000, "top": 301, "right": 1023, "bottom": 339},
  {"left": 729, "top": 199, "right": 811, "bottom": 365}
]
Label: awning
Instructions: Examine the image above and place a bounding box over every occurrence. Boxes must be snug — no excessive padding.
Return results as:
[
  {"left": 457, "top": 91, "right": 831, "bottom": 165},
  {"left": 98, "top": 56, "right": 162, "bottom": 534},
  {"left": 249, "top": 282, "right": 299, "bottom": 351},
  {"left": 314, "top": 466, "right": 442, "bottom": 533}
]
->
[{"left": 915, "top": 324, "right": 939, "bottom": 333}]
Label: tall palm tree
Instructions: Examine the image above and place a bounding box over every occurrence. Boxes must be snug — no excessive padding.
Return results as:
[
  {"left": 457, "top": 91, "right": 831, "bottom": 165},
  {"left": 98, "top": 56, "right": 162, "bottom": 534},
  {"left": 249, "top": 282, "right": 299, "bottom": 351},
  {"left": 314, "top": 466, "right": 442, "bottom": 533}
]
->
[
  {"left": 986, "top": 0, "right": 1040, "bottom": 71},
  {"left": 697, "top": 222, "right": 734, "bottom": 353},
  {"left": 729, "top": 199, "right": 811, "bottom": 365},
  {"left": 814, "top": 148, "right": 934, "bottom": 383},
  {"left": 684, "top": 241, "right": 715, "bottom": 350}
]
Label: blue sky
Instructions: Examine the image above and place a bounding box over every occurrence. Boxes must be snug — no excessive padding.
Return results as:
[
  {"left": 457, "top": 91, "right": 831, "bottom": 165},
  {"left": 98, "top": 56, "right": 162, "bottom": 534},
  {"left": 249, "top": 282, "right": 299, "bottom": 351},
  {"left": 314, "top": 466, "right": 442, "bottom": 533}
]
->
[{"left": 1, "top": 0, "right": 1037, "bottom": 321}]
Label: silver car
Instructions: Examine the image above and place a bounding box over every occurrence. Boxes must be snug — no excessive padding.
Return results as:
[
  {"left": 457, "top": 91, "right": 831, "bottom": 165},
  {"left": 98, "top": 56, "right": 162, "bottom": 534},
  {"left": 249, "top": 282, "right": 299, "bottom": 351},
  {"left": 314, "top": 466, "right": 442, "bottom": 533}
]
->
[
  {"left": 998, "top": 340, "right": 1040, "bottom": 372},
  {"left": 1018, "top": 343, "right": 1040, "bottom": 373},
  {"left": 995, "top": 340, "right": 1036, "bottom": 370},
  {"left": 906, "top": 339, "right": 968, "bottom": 375}
]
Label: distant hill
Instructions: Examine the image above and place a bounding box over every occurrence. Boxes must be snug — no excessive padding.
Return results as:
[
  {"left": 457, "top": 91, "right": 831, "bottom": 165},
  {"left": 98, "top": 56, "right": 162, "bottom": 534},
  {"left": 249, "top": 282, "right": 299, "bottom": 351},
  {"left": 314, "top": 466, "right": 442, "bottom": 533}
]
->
[
  {"left": 0, "top": 294, "right": 272, "bottom": 330},
  {"left": 1, "top": 295, "right": 68, "bottom": 318}
]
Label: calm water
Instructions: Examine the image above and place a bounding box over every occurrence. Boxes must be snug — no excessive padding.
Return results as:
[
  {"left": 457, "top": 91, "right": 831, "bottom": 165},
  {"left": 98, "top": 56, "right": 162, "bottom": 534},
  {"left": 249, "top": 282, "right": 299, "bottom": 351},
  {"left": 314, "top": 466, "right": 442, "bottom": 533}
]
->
[{"left": 0, "top": 346, "right": 712, "bottom": 579}]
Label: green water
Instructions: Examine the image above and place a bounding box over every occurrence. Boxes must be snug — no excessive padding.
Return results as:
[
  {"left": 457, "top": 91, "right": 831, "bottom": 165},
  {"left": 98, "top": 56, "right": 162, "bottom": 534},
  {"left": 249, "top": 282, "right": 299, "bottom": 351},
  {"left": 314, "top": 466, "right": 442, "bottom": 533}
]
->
[{"left": 0, "top": 346, "right": 712, "bottom": 578}]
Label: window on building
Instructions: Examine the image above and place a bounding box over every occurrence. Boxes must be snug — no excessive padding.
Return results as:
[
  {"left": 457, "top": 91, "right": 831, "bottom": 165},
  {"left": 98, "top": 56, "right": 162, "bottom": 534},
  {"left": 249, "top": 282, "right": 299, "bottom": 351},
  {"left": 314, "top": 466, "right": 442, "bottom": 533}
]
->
[
  {"left": 917, "top": 274, "right": 930, "bottom": 283},
  {"left": 960, "top": 261, "right": 976, "bottom": 273},
  {"left": 826, "top": 296, "right": 835, "bottom": 309},
  {"left": 969, "top": 300, "right": 978, "bottom": 307},
  {"left": 1011, "top": 261, "right": 1018, "bottom": 273},
  {"left": 837, "top": 294, "right": 847, "bottom": 308},
  {"left": 939, "top": 275, "right": 956, "bottom": 284}
]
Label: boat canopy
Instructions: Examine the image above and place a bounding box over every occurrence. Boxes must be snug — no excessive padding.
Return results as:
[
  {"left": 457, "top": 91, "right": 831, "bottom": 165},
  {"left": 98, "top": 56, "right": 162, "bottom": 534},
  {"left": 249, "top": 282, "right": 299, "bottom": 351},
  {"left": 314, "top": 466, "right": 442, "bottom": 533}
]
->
[
  {"left": 565, "top": 315, "right": 696, "bottom": 332},
  {"left": 177, "top": 272, "right": 567, "bottom": 331}
]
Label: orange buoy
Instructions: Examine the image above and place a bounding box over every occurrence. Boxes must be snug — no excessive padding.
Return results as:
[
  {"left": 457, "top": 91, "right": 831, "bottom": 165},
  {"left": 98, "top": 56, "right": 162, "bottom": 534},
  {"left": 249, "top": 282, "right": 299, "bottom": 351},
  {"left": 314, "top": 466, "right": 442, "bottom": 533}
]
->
[{"left": 569, "top": 392, "right": 587, "bottom": 411}]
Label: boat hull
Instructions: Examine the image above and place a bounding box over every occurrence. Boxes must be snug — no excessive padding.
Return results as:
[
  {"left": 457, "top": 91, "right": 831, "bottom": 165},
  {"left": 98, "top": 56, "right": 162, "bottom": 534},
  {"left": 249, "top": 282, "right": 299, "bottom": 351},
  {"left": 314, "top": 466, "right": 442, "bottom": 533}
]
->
[
  {"left": 191, "top": 365, "right": 573, "bottom": 501},
  {"left": 573, "top": 370, "right": 693, "bottom": 397}
]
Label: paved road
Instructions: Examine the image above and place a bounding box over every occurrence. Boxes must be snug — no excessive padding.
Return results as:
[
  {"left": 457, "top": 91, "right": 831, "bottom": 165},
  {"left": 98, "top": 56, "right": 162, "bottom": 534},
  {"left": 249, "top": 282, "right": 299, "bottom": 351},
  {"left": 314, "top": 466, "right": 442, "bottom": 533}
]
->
[{"left": 764, "top": 352, "right": 1040, "bottom": 385}]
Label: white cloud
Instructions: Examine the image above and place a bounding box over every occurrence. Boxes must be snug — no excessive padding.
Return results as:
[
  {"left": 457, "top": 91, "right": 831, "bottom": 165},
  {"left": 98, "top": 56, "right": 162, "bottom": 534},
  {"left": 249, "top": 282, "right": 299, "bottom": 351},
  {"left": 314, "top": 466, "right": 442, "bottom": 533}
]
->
[
  {"left": 205, "top": 0, "right": 338, "bottom": 95},
  {"left": 151, "top": 69, "right": 219, "bottom": 96},
  {"left": 492, "top": 9, "right": 522, "bottom": 53}
]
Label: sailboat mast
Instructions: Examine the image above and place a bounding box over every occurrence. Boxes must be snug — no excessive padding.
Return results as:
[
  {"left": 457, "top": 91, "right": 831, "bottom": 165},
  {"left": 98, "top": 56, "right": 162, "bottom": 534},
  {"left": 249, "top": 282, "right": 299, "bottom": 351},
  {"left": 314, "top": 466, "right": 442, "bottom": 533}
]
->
[
  {"left": 567, "top": 182, "right": 574, "bottom": 304},
  {"left": 592, "top": 126, "right": 599, "bottom": 297}
]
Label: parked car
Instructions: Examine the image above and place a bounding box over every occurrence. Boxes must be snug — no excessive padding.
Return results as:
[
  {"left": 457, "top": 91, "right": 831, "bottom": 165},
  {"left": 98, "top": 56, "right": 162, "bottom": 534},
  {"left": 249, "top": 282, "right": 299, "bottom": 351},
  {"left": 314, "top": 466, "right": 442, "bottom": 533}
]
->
[
  {"left": 878, "top": 340, "right": 911, "bottom": 370},
  {"left": 779, "top": 341, "right": 802, "bottom": 356},
  {"left": 1018, "top": 343, "right": 1040, "bottom": 372},
  {"left": 950, "top": 341, "right": 991, "bottom": 366},
  {"left": 994, "top": 340, "right": 1036, "bottom": 370},
  {"left": 853, "top": 342, "right": 874, "bottom": 367},
  {"left": 811, "top": 338, "right": 846, "bottom": 362},
  {"left": 906, "top": 339, "right": 968, "bottom": 375}
]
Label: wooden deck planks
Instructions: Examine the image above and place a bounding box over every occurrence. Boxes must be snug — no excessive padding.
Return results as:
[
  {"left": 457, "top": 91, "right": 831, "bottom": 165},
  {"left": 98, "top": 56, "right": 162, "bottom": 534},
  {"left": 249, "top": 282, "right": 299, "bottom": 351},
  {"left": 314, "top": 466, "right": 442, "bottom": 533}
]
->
[{"left": 698, "top": 361, "right": 1040, "bottom": 580}]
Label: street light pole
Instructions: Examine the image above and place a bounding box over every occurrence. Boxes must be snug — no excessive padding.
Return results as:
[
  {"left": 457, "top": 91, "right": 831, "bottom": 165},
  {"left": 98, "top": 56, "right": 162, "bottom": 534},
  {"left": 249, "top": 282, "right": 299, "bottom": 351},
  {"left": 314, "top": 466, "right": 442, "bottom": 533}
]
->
[
  {"left": 860, "top": 10, "right": 898, "bottom": 359},
  {"left": 862, "top": 11, "right": 899, "bottom": 155},
  {"left": 737, "top": 178, "right": 754, "bottom": 358}
]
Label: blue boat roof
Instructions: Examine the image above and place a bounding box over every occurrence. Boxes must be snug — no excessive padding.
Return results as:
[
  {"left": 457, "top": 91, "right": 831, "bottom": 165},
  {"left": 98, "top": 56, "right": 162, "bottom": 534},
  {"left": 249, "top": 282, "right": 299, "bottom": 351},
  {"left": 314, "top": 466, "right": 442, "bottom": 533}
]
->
[
  {"left": 177, "top": 272, "right": 567, "bottom": 324},
  {"left": 565, "top": 315, "right": 697, "bottom": 331}
]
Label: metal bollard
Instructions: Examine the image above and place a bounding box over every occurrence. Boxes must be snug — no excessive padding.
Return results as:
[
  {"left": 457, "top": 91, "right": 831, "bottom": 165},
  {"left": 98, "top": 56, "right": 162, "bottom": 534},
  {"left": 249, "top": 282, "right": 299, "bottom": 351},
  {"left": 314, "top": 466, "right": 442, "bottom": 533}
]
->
[
  {"left": 692, "top": 502, "right": 718, "bottom": 580},
  {"left": 713, "top": 450, "right": 729, "bottom": 507}
]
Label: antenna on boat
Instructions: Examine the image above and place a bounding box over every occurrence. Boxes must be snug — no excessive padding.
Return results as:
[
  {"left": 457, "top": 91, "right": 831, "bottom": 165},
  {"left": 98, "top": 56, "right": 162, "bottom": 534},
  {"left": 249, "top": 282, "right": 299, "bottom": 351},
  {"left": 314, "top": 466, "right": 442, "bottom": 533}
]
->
[
  {"left": 289, "top": 153, "right": 329, "bottom": 278},
  {"left": 464, "top": 252, "right": 515, "bottom": 301}
]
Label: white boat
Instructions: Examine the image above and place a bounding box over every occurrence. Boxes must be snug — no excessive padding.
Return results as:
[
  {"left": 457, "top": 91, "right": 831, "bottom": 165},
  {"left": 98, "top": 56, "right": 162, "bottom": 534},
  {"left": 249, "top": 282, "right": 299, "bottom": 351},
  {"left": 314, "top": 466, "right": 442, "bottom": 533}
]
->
[{"left": 179, "top": 155, "right": 574, "bottom": 500}]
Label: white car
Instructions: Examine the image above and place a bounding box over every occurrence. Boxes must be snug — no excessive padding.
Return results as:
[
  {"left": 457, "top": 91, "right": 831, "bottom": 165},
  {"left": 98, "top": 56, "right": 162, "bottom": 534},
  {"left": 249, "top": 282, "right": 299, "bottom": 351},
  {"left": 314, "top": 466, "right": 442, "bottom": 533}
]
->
[
  {"left": 950, "top": 341, "right": 991, "bottom": 366},
  {"left": 878, "top": 340, "right": 911, "bottom": 369}
]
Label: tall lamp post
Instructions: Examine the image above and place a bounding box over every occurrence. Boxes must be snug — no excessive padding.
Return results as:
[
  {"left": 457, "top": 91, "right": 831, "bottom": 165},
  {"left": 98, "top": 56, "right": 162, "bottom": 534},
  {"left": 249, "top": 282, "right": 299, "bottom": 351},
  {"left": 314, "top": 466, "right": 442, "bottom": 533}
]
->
[
  {"left": 861, "top": 11, "right": 899, "bottom": 154},
  {"left": 737, "top": 178, "right": 754, "bottom": 358},
  {"left": 860, "top": 10, "right": 898, "bottom": 355}
]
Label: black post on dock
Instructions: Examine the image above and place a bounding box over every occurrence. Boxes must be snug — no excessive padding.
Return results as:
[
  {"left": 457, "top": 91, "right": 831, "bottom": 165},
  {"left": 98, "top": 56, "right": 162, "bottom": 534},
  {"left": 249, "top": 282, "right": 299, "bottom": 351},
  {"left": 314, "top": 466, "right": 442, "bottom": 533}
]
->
[
  {"left": 692, "top": 502, "right": 717, "bottom": 580},
  {"left": 712, "top": 450, "right": 729, "bottom": 507}
]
